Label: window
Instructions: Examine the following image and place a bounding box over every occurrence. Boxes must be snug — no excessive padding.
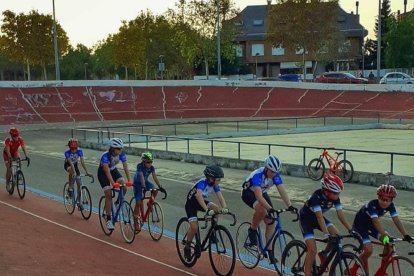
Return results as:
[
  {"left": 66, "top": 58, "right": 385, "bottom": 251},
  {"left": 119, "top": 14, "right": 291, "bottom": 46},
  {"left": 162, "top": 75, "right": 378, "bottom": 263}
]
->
[
  {"left": 295, "top": 47, "right": 308, "bottom": 55},
  {"left": 272, "top": 46, "right": 285, "bottom": 56},
  {"left": 253, "top": 20, "right": 263, "bottom": 26},
  {"left": 234, "top": 45, "right": 243, "bottom": 57},
  {"left": 252, "top": 44, "right": 264, "bottom": 56}
]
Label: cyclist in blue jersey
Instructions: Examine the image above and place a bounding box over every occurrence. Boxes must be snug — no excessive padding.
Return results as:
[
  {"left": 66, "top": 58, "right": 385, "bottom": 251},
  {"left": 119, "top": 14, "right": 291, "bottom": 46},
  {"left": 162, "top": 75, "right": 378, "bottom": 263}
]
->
[
  {"left": 351, "top": 184, "right": 413, "bottom": 274},
  {"left": 64, "top": 138, "right": 91, "bottom": 198},
  {"left": 183, "top": 165, "right": 229, "bottom": 261},
  {"left": 132, "top": 151, "right": 165, "bottom": 229},
  {"left": 97, "top": 138, "right": 132, "bottom": 230},
  {"left": 241, "top": 155, "right": 296, "bottom": 263},
  {"left": 299, "top": 174, "right": 355, "bottom": 276}
]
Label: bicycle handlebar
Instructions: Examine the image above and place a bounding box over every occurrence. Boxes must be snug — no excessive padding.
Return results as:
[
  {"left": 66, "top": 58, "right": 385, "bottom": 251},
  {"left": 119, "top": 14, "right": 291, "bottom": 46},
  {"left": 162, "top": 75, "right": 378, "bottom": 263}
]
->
[
  {"left": 316, "top": 233, "right": 364, "bottom": 252},
  {"left": 79, "top": 174, "right": 94, "bottom": 183},
  {"left": 112, "top": 181, "right": 133, "bottom": 189},
  {"left": 265, "top": 208, "right": 299, "bottom": 225},
  {"left": 143, "top": 187, "right": 167, "bottom": 200},
  {"left": 201, "top": 211, "right": 237, "bottom": 229}
]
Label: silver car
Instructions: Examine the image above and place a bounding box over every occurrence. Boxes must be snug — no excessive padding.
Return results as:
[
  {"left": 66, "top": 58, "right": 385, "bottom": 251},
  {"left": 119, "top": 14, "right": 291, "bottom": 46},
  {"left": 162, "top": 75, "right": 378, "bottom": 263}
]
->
[{"left": 380, "top": 72, "right": 414, "bottom": 84}]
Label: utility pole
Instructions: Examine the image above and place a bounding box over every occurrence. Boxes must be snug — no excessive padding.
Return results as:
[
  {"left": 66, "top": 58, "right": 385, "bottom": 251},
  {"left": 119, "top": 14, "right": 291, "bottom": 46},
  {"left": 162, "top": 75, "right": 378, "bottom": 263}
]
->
[
  {"left": 52, "top": 0, "right": 60, "bottom": 80},
  {"left": 216, "top": 0, "right": 221, "bottom": 80},
  {"left": 376, "top": 0, "right": 381, "bottom": 82}
]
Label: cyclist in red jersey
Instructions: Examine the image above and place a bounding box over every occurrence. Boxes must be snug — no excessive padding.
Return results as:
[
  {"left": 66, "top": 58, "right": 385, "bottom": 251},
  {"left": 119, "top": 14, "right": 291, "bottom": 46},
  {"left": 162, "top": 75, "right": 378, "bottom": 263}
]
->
[{"left": 3, "top": 127, "right": 28, "bottom": 189}]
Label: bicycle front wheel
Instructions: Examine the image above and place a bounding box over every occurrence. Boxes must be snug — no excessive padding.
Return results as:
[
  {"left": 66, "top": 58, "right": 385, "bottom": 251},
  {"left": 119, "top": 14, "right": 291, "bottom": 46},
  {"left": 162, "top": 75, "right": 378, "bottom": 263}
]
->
[
  {"left": 7, "top": 174, "right": 14, "bottom": 195},
  {"left": 281, "top": 239, "right": 307, "bottom": 276},
  {"left": 119, "top": 201, "right": 135, "bottom": 244},
  {"left": 235, "top": 221, "right": 260, "bottom": 269},
  {"left": 385, "top": 256, "right": 414, "bottom": 276},
  {"left": 148, "top": 201, "right": 164, "bottom": 241},
  {"left": 80, "top": 186, "right": 92, "bottom": 220},
  {"left": 98, "top": 196, "right": 113, "bottom": 236},
  {"left": 209, "top": 225, "right": 236, "bottom": 276},
  {"left": 307, "top": 158, "right": 325, "bottom": 181},
  {"left": 175, "top": 217, "right": 198, "bottom": 267},
  {"left": 335, "top": 160, "right": 354, "bottom": 183},
  {"left": 271, "top": 230, "right": 295, "bottom": 264},
  {"left": 16, "top": 170, "right": 26, "bottom": 199},
  {"left": 63, "top": 182, "right": 75, "bottom": 215},
  {"left": 329, "top": 251, "right": 367, "bottom": 276}
]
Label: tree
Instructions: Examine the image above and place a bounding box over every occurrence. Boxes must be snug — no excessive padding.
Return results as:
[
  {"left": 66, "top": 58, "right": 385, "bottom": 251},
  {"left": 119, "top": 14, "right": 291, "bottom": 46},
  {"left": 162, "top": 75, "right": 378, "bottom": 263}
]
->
[
  {"left": 371, "top": 0, "right": 392, "bottom": 68},
  {"left": 60, "top": 44, "right": 92, "bottom": 80},
  {"left": 267, "top": 0, "right": 340, "bottom": 78}
]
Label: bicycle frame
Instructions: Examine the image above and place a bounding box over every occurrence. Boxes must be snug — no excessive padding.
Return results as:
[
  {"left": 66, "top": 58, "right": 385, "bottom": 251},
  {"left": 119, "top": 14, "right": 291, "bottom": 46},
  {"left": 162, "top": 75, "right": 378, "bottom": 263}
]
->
[
  {"left": 320, "top": 149, "right": 341, "bottom": 171},
  {"left": 111, "top": 187, "right": 127, "bottom": 224},
  {"left": 138, "top": 188, "right": 166, "bottom": 223}
]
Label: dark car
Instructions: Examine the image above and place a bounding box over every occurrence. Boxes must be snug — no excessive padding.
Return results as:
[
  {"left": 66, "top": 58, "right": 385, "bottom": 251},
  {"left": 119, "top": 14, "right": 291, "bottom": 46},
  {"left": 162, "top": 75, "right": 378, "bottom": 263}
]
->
[{"left": 315, "top": 72, "right": 368, "bottom": 84}]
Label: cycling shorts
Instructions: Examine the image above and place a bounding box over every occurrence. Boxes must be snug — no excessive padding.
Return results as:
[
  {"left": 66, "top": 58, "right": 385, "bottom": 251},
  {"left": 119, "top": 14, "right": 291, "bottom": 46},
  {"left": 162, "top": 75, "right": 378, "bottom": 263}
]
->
[
  {"left": 241, "top": 188, "right": 273, "bottom": 209},
  {"left": 3, "top": 150, "right": 19, "bottom": 163},
  {"left": 299, "top": 210, "right": 333, "bottom": 240},
  {"left": 352, "top": 217, "right": 379, "bottom": 244},
  {"left": 185, "top": 199, "right": 212, "bottom": 223},
  {"left": 97, "top": 167, "right": 123, "bottom": 191},
  {"left": 133, "top": 180, "right": 154, "bottom": 201},
  {"left": 64, "top": 161, "right": 80, "bottom": 175}
]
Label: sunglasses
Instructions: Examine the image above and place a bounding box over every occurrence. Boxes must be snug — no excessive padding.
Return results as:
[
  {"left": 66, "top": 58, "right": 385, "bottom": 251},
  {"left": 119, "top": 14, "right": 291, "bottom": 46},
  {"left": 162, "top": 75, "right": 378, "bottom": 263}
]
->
[
  {"left": 145, "top": 161, "right": 153, "bottom": 164},
  {"left": 378, "top": 196, "right": 392, "bottom": 203}
]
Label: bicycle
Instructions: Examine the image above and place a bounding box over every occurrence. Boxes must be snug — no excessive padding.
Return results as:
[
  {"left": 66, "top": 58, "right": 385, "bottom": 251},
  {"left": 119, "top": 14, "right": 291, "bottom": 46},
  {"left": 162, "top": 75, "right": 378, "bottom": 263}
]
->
[
  {"left": 129, "top": 187, "right": 167, "bottom": 241},
  {"left": 6, "top": 157, "right": 30, "bottom": 199},
  {"left": 63, "top": 174, "right": 94, "bottom": 220},
  {"left": 175, "top": 211, "right": 237, "bottom": 276},
  {"left": 307, "top": 148, "right": 354, "bottom": 183},
  {"left": 281, "top": 233, "right": 367, "bottom": 276},
  {"left": 98, "top": 182, "right": 135, "bottom": 244},
  {"left": 235, "top": 208, "right": 298, "bottom": 273}
]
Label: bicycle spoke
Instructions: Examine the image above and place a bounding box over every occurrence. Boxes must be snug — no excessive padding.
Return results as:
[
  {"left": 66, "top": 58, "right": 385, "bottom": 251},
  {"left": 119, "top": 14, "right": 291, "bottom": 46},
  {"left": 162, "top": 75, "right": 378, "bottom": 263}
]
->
[
  {"left": 148, "top": 202, "right": 164, "bottom": 241},
  {"left": 119, "top": 201, "right": 135, "bottom": 244},
  {"left": 236, "top": 222, "right": 260, "bottom": 269},
  {"left": 208, "top": 225, "right": 236, "bottom": 276}
]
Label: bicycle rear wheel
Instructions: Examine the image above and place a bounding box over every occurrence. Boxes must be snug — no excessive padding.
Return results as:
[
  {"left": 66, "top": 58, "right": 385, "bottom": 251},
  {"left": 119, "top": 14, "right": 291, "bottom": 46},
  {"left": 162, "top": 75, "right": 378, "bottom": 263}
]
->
[
  {"left": 235, "top": 221, "right": 260, "bottom": 269},
  {"left": 63, "top": 182, "right": 75, "bottom": 215},
  {"left": 307, "top": 158, "right": 325, "bottom": 181},
  {"left": 98, "top": 196, "right": 113, "bottom": 236},
  {"left": 119, "top": 201, "right": 135, "bottom": 244},
  {"left": 175, "top": 217, "right": 198, "bottom": 267},
  {"left": 329, "top": 251, "right": 367, "bottom": 276},
  {"left": 385, "top": 256, "right": 414, "bottom": 276},
  {"left": 271, "top": 230, "right": 295, "bottom": 264},
  {"left": 281, "top": 239, "right": 307, "bottom": 276},
  {"left": 79, "top": 186, "right": 92, "bottom": 220},
  {"left": 16, "top": 170, "right": 26, "bottom": 199},
  {"left": 209, "top": 225, "right": 236, "bottom": 276},
  {"left": 7, "top": 174, "right": 14, "bottom": 195},
  {"left": 147, "top": 201, "right": 164, "bottom": 241},
  {"left": 335, "top": 160, "right": 354, "bottom": 183}
]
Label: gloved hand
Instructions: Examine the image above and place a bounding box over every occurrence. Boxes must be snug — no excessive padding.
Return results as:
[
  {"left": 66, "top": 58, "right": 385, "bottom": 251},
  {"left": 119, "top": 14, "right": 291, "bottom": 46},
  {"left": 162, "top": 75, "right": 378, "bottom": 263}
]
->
[
  {"left": 159, "top": 186, "right": 166, "bottom": 194},
  {"left": 382, "top": 235, "right": 390, "bottom": 245},
  {"left": 267, "top": 208, "right": 276, "bottom": 216},
  {"left": 206, "top": 209, "right": 216, "bottom": 216},
  {"left": 287, "top": 205, "right": 298, "bottom": 213},
  {"left": 403, "top": 234, "right": 414, "bottom": 242},
  {"left": 349, "top": 229, "right": 363, "bottom": 242},
  {"left": 221, "top": 208, "right": 229, "bottom": 214}
]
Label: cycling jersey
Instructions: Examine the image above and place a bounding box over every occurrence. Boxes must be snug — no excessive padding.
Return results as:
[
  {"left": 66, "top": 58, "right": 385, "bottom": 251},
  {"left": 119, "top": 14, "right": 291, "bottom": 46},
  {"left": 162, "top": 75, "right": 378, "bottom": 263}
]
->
[
  {"left": 64, "top": 149, "right": 84, "bottom": 164},
  {"left": 242, "top": 167, "right": 283, "bottom": 193},
  {"left": 3, "top": 137, "right": 25, "bottom": 158},
  {"left": 99, "top": 151, "right": 127, "bottom": 170},
  {"left": 133, "top": 162, "right": 156, "bottom": 201},
  {"left": 185, "top": 178, "right": 220, "bottom": 222}
]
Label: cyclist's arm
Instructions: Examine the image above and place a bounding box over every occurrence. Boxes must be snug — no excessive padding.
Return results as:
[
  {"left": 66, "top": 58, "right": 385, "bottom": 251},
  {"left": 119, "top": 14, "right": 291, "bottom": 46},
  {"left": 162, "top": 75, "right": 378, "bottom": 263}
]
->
[
  {"left": 79, "top": 157, "right": 90, "bottom": 175},
  {"left": 66, "top": 158, "right": 76, "bottom": 173},
  {"left": 276, "top": 184, "right": 292, "bottom": 208},
  {"left": 151, "top": 172, "right": 162, "bottom": 188},
  {"left": 391, "top": 216, "right": 410, "bottom": 237},
  {"left": 195, "top": 189, "right": 209, "bottom": 211},
  {"left": 336, "top": 209, "right": 352, "bottom": 231},
  {"left": 4, "top": 144, "right": 11, "bottom": 159},
  {"left": 372, "top": 217, "right": 387, "bottom": 237},
  {"left": 21, "top": 143, "right": 28, "bottom": 158},
  {"left": 315, "top": 210, "right": 329, "bottom": 236},
  {"left": 253, "top": 186, "right": 272, "bottom": 211},
  {"left": 138, "top": 171, "right": 146, "bottom": 188},
  {"left": 122, "top": 161, "right": 132, "bottom": 182},
  {"left": 102, "top": 164, "right": 115, "bottom": 186},
  {"left": 215, "top": 191, "right": 227, "bottom": 209}
]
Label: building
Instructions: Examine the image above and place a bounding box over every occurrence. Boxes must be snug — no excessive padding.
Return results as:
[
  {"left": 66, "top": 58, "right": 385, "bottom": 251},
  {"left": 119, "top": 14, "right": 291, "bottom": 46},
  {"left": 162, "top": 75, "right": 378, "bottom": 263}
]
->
[{"left": 234, "top": 2, "right": 367, "bottom": 80}]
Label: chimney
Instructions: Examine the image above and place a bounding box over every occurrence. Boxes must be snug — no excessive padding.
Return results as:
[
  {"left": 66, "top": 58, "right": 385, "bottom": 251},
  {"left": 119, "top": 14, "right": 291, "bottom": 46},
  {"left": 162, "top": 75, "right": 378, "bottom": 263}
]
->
[
  {"left": 404, "top": 0, "right": 407, "bottom": 14},
  {"left": 356, "top": 1, "right": 359, "bottom": 15}
]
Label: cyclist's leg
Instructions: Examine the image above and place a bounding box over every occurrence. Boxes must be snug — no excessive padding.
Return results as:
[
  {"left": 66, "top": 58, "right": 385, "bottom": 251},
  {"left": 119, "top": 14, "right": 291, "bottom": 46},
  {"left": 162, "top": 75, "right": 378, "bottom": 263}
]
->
[
  {"left": 241, "top": 188, "right": 263, "bottom": 245},
  {"left": 262, "top": 193, "right": 275, "bottom": 248},
  {"left": 112, "top": 168, "right": 126, "bottom": 203},
  {"left": 132, "top": 183, "right": 143, "bottom": 225},
  {"left": 323, "top": 221, "right": 338, "bottom": 253},
  {"left": 98, "top": 167, "right": 113, "bottom": 222},
  {"left": 184, "top": 202, "right": 201, "bottom": 260},
  {"left": 353, "top": 220, "right": 377, "bottom": 273},
  {"left": 3, "top": 152, "right": 12, "bottom": 185},
  {"left": 304, "top": 238, "right": 317, "bottom": 276},
  {"left": 299, "top": 211, "right": 319, "bottom": 276},
  {"left": 64, "top": 161, "right": 75, "bottom": 192}
]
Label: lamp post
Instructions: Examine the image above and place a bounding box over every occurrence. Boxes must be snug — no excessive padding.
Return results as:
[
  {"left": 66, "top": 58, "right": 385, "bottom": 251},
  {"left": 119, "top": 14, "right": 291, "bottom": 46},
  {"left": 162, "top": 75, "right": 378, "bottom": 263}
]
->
[
  {"left": 377, "top": 0, "right": 382, "bottom": 81},
  {"left": 52, "top": 0, "right": 60, "bottom": 80},
  {"left": 255, "top": 53, "right": 259, "bottom": 79},
  {"left": 362, "top": 28, "right": 365, "bottom": 77},
  {"left": 216, "top": 0, "right": 221, "bottom": 80},
  {"left": 84, "top": 62, "right": 88, "bottom": 80},
  {"left": 159, "top": 55, "right": 164, "bottom": 80}
]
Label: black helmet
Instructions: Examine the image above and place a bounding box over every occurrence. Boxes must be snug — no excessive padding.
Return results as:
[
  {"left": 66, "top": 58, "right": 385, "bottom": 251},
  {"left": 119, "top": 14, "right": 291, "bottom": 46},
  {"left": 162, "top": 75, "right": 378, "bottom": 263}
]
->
[{"left": 203, "top": 165, "right": 224, "bottom": 179}]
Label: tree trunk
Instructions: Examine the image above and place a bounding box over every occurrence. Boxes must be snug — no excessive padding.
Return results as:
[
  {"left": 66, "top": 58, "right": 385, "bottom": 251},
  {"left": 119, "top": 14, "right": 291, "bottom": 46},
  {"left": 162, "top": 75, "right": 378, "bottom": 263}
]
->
[
  {"left": 124, "top": 66, "right": 128, "bottom": 80},
  {"left": 26, "top": 61, "right": 31, "bottom": 81},
  {"left": 204, "top": 58, "right": 209, "bottom": 80}
]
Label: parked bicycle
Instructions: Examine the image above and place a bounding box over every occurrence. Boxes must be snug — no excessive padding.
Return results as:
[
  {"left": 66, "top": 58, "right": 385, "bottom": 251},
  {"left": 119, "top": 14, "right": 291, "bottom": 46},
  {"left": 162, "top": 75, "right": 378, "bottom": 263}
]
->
[
  {"left": 63, "top": 174, "right": 94, "bottom": 220},
  {"left": 307, "top": 148, "right": 354, "bottom": 183},
  {"left": 175, "top": 211, "right": 237, "bottom": 276},
  {"left": 236, "top": 208, "right": 298, "bottom": 273},
  {"left": 6, "top": 157, "right": 30, "bottom": 199},
  {"left": 98, "top": 182, "right": 135, "bottom": 244},
  {"left": 129, "top": 187, "right": 167, "bottom": 241},
  {"left": 281, "top": 233, "right": 367, "bottom": 276}
]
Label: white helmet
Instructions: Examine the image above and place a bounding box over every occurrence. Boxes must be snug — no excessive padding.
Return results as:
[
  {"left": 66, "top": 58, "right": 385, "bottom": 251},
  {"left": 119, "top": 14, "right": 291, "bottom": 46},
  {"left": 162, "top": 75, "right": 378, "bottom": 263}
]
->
[
  {"left": 264, "top": 155, "right": 282, "bottom": 172},
  {"left": 109, "top": 138, "right": 123, "bottom": 149}
]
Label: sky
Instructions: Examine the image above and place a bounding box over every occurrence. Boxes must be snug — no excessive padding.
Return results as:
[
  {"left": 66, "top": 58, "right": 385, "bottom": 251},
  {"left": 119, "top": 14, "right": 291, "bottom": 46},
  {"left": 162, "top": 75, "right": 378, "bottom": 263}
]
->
[{"left": 0, "top": 0, "right": 413, "bottom": 48}]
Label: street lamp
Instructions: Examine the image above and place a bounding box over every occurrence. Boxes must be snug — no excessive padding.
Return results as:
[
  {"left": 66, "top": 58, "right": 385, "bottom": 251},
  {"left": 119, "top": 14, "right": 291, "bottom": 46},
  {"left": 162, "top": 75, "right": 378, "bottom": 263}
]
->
[
  {"left": 377, "top": 0, "right": 382, "bottom": 81},
  {"left": 84, "top": 62, "right": 88, "bottom": 80},
  {"left": 216, "top": 0, "right": 221, "bottom": 80},
  {"left": 52, "top": 0, "right": 60, "bottom": 80},
  {"left": 361, "top": 28, "right": 365, "bottom": 77},
  {"left": 159, "top": 55, "right": 165, "bottom": 80},
  {"left": 255, "top": 53, "right": 259, "bottom": 79}
]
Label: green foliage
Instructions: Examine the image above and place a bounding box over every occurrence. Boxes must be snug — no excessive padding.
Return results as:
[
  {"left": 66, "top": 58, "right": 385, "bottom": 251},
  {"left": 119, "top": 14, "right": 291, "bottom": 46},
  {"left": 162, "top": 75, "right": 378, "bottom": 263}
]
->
[
  {"left": 60, "top": 44, "right": 91, "bottom": 80},
  {"left": 384, "top": 16, "right": 414, "bottom": 68}
]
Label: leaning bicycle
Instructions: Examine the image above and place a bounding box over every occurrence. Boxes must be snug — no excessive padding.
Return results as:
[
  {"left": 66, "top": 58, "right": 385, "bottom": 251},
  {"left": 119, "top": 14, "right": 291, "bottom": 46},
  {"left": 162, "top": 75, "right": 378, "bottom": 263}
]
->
[
  {"left": 6, "top": 157, "right": 30, "bottom": 199},
  {"left": 175, "top": 211, "right": 237, "bottom": 276},
  {"left": 63, "top": 174, "right": 94, "bottom": 220}
]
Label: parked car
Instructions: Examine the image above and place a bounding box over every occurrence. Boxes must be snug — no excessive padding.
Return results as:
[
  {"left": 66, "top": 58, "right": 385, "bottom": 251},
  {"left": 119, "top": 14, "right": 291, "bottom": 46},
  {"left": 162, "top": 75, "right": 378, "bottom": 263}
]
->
[
  {"left": 315, "top": 72, "right": 368, "bottom": 84},
  {"left": 379, "top": 72, "right": 414, "bottom": 84}
]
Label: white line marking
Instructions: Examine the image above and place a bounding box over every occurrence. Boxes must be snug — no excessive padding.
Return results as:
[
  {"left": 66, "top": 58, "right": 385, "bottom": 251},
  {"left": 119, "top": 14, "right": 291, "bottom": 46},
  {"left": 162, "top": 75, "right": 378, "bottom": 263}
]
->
[{"left": 0, "top": 200, "right": 197, "bottom": 276}]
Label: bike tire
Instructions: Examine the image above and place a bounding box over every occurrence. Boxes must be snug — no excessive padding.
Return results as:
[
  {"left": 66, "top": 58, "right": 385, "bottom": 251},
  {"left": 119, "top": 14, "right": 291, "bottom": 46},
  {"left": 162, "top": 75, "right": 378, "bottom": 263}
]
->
[
  {"left": 80, "top": 186, "right": 92, "bottom": 220},
  {"left": 7, "top": 174, "right": 14, "bottom": 195},
  {"left": 384, "top": 255, "right": 414, "bottom": 276},
  {"left": 281, "top": 239, "right": 307, "bottom": 276},
  {"left": 63, "top": 182, "right": 75, "bottom": 215},
  {"left": 175, "top": 217, "right": 198, "bottom": 267},
  {"left": 119, "top": 201, "right": 135, "bottom": 244},
  {"left": 235, "top": 221, "right": 260, "bottom": 269},
  {"left": 329, "top": 251, "right": 367, "bottom": 276},
  {"left": 208, "top": 225, "right": 236, "bottom": 276},
  {"left": 335, "top": 160, "right": 354, "bottom": 183},
  {"left": 148, "top": 201, "right": 164, "bottom": 241},
  {"left": 307, "top": 158, "right": 325, "bottom": 181},
  {"left": 16, "top": 170, "right": 26, "bottom": 199},
  {"left": 271, "top": 230, "right": 295, "bottom": 265},
  {"left": 98, "top": 196, "right": 113, "bottom": 236}
]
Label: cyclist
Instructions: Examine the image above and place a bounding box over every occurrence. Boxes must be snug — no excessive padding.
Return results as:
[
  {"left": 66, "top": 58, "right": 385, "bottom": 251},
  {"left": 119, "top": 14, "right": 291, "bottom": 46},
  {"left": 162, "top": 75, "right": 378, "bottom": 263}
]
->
[
  {"left": 64, "top": 138, "right": 91, "bottom": 202},
  {"left": 97, "top": 138, "right": 132, "bottom": 230},
  {"left": 351, "top": 184, "right": 413, "bottom": 274},
  {"left": 132, "top": 151, "right": 165, "bottom": 230},
  {"left": 183, "top": 164, "right": 229, "bottom": 261},
  {"left": 241, "top": 155, "right": 296, "bottom": 264},
  {"left": 3, "top": 127, "right": 29, "bottom": 190},
  {"left": 299, "top": 174, "right": 354, "bottom": 276}
]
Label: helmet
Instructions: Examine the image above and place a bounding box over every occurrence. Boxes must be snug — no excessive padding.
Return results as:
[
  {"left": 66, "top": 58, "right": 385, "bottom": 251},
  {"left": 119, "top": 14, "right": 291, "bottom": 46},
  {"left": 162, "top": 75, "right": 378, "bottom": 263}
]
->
[
  {"left": 377, "top": 184, "right": 397, "bottom": 198},
  {"left": 109, "top": 138, "right": 123, "bottom": 149},
  {"left": 141, "top": 151, "right": 153, "bottom": 161},
  {"left": 9, "top": 127, "right": 19, "bottom": 137},
  {"left": 264, "top": 155, "right": 282, "bottom": 173},
  {"left": 203, "top": 165, "right": 224, "bottom": 179},
  {"left": 68, "top": 138, "right": 78, "bottom": 150},
  {"left": 321, "top": 174, "right": 343, "bottom": 193}
]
